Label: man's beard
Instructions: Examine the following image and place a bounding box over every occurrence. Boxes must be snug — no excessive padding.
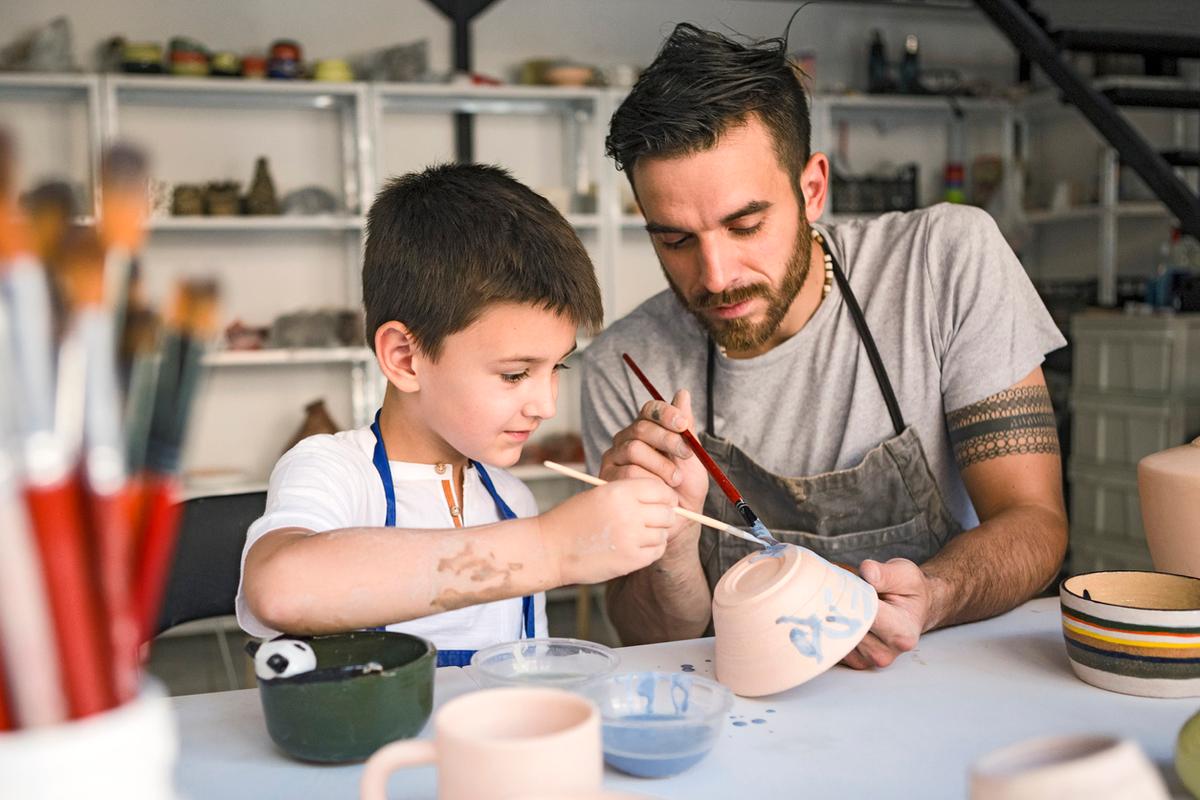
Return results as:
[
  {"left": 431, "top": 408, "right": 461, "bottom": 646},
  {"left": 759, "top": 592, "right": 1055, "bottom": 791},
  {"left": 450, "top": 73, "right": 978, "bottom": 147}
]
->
[{"left": 666, "top": 219, "right": 811, "bottom": 353}]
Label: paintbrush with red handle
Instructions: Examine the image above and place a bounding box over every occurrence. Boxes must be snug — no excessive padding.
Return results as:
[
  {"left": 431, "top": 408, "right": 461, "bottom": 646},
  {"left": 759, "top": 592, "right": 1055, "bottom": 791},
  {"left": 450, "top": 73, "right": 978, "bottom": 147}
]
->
[
  {"left": 621, "top": 352, "right": 778, "bottom": 545},
  {"left": 131, "top": 280, "right": 219, "bottom": 644},
  {"left": 61, "top": 228, "right": 141, "bottom": 704}
]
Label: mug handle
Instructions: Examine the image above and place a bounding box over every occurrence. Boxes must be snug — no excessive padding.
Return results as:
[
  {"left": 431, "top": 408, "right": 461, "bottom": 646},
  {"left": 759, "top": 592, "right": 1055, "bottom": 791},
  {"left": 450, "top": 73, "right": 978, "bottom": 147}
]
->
[{"left": 360, "top": 740, "right": 437, "bottom": 800}]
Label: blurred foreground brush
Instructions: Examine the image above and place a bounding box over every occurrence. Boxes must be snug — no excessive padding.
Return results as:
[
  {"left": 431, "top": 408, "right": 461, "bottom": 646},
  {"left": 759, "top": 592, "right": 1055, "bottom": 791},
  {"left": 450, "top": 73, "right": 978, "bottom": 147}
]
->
[{"left": 132, "top": 278, "right": 220, "bottom": 642}]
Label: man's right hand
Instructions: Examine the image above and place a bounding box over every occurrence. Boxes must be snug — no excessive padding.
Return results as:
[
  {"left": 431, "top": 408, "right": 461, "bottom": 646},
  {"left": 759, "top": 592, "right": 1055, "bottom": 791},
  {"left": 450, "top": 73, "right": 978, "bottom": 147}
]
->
[
  {"left": 597, "top": 388, "right": 709, "bottom": 555},
  {"left": 540, "top": 478, "right": 677, "bottom": 586}
]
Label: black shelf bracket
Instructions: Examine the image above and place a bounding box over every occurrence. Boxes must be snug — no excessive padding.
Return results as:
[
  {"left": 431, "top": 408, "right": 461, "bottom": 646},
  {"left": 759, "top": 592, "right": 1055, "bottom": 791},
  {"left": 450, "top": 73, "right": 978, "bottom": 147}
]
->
[{"left": 425, "top": 0, "right": 503, "bottom": 163}]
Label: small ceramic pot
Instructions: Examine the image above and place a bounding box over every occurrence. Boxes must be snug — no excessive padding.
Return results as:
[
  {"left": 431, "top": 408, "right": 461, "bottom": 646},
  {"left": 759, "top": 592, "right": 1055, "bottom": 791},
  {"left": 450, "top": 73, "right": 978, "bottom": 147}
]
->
[
  {"left": 712, "top": 543, "right": 878, "bottom": 697},
  {"left": 1177, "top": 708, "right": 1200, "bottom": 799},
  {"left": 1060, "top": 571, "right": 1200, "bottom": 698},
  {"left": 251, "top": 630, "right": 435, "bottom": 763},
  {"left": 969, "top": 735, "right": 1168, "bottom": 799},
  {"left": 359, "top": 687, "right": 601, "bottom": 800},
  {"left": 1139, "top": 437, "right": 1200, "bottom": 579}
]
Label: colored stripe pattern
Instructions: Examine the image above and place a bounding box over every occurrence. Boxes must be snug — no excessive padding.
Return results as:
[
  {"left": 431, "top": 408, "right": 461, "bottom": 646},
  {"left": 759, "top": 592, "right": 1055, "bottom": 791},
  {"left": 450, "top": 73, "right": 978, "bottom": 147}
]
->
[{"left": 1062, "top": 605, "right": 1200, "bottom": 682}]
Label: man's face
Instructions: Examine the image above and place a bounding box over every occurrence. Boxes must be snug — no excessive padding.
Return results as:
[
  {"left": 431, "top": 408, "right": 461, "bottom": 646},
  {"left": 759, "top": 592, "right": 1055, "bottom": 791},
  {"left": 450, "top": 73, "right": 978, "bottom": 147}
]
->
[
  {"left": 409, "top": 302, "right": 577, "bottom": 467},
  {"left": 631, "top": 116, "right": 813, "bottom": 357}
]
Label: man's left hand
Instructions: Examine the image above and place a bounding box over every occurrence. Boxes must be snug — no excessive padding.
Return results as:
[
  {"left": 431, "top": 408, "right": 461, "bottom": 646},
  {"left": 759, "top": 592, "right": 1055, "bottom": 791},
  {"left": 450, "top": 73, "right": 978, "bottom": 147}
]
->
[{"left": 841, "top": 558, "right": 940, "bottom": 670}]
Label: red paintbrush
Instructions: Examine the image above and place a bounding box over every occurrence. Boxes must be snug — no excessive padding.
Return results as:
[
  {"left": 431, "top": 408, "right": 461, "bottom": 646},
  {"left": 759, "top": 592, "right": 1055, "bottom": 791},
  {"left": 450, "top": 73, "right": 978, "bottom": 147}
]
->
[{"left": 621, "top": 352, "right": 778, "bottom": 545}]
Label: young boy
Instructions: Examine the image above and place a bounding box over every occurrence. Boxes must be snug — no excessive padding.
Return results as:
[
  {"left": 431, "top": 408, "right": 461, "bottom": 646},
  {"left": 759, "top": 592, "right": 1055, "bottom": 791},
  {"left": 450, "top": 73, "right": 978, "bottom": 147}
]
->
[{"left": 237, "top": 164, "right": 677, "bottom": 665}]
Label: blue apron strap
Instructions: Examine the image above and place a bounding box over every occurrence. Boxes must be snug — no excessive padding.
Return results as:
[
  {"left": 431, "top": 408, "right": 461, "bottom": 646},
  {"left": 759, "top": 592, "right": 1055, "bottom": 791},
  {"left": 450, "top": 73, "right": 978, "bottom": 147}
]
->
[
  {"left": 370, "top": 409, "right": 396, "bottom": 527},
  {"left": 436, "top": 650, "right": 476, "bottom": 668},
  {"left": 473, "top": 461, "right": 537, "bottom": 641}
]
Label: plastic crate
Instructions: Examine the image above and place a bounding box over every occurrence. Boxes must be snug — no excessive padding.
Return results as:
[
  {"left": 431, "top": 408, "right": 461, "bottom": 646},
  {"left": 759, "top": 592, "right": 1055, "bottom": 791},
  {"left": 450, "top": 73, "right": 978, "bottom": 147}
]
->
[
  {"left": 1070, "top": 392, "right": 1200, "bottom": 471},
  {"left": 1070, "top": 312, "right": 1200, "bottom": 397},
  {"left": 1068, "top": 532, "right": 1154, "bottom": 574},
  {"left": 1067, "top": 461, "right": 1144, "bottom": 544}
]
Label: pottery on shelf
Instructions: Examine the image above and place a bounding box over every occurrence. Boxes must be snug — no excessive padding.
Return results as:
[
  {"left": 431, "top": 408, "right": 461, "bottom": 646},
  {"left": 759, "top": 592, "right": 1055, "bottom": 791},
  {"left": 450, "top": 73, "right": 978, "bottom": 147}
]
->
[
  {"left": 171, "top": 184, "right": 204, "bottom": 216},
  {"left": 1139, "top": 437, "right": 1200, "bottom": 579},
  {"left": 204, "top": 181, "right": 240, "bottom": 216},
  {"left": 1060, "top": 570, "right": 1200, "bottom": 698},
  {"left": 969, "top": 735, "right": 1168, "bottom": 799},
  {"left": 711, "top": 543, "right": 878, "bottom": 697},
  {"left": 244, "top": 156, "right": 279, "bottom": 215},
  {"left": 284, "top": 399, "right": 341, "bottom": 454},
  {"left": 360, "top": 687, "right": 602, "bottom": 800}
]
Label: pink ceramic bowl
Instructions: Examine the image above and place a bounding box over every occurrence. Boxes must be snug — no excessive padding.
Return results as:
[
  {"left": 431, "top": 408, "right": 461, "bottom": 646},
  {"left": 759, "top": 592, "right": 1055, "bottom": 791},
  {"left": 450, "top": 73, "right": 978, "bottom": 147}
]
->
[{"left": 712, "top": 544, "right": 878, "bottom": 697}]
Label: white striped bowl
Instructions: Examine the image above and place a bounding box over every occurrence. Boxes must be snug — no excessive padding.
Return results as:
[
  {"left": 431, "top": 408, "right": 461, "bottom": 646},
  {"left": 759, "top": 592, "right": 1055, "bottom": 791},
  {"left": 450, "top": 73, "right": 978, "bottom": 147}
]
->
[{"left": 1060, "top": 570, "right": 1200, "bottom": 698}]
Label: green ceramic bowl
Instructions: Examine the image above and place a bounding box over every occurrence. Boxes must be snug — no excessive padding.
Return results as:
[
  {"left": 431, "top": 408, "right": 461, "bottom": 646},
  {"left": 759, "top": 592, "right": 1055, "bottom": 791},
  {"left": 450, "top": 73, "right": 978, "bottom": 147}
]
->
[{"left": 251, "top": 630, "right": 436, "bottom": 763}]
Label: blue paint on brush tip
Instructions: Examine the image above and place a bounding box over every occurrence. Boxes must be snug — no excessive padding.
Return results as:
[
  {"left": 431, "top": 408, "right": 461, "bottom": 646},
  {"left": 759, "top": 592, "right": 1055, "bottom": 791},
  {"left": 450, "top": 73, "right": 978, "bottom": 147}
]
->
[{"left": 750, "top": 520, "right": 779, "bottom": 546}]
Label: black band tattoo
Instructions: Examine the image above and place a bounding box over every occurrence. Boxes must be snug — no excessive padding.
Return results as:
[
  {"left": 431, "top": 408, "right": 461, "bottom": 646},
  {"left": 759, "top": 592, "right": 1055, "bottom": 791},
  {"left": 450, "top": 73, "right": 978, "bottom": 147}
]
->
[{"left": 946, "top": 386, "right": 1060, "bottom": 468}]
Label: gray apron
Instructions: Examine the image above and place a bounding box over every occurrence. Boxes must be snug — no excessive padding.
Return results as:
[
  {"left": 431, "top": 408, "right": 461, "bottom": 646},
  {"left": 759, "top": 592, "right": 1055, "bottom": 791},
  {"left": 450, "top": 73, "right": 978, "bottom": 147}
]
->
[{"left": 697, "top": 233, "right": 964, "bottom": 594}]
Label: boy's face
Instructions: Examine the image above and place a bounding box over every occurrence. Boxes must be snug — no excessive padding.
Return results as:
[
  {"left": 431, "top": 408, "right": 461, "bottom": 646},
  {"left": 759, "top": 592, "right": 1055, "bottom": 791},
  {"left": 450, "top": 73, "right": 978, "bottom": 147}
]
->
[{"left": 412, "top": 302, "right": 577, "bottom": 467}]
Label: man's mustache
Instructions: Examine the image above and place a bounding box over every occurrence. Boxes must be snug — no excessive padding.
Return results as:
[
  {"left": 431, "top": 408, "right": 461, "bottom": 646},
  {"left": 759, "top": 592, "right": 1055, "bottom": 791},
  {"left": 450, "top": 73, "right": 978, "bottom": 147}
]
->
[{"left": 690, "top": 283, "right": 771, "bottom": 311}]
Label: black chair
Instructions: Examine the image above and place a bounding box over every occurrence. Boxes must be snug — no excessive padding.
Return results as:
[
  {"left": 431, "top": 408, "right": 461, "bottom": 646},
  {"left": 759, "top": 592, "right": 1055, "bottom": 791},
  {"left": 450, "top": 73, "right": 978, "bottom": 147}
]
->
[{"left": 153, "top": 491, "right": 266, "bottom": 690}]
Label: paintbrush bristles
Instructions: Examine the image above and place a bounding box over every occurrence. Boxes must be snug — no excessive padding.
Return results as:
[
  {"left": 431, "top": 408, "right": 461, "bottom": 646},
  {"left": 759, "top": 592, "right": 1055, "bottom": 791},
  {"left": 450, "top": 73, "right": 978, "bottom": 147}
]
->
[
  {"left": 99, "top": 144, "right": 149, "bottom": 254},
  {"left": 58, "top": 228, "right": 107, "bottom": 311}
]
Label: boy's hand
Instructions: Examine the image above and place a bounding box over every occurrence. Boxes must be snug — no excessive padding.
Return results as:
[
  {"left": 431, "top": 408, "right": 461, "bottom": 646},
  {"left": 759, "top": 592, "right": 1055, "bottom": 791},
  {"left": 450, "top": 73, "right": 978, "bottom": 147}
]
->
[
  {"left": 598, "top": 388, "right": 709, "bottom": 554},
  {"left": 541, "top": 478, "right": 677, "bottom": 586}
]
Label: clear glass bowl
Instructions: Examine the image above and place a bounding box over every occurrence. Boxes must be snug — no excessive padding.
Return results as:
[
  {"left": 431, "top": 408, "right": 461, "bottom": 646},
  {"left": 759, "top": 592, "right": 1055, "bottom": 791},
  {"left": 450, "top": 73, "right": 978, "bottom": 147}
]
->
[
  {"left": 469, "top": 638, "right": 619, "bottom": 690},
  {"left": 586, "top": 671, "right": 733, "bottom": 778}
]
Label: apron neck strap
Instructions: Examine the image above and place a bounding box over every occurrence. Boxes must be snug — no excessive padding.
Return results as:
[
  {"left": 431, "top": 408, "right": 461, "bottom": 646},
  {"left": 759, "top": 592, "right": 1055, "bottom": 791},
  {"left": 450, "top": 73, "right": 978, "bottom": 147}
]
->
[{"left": 706, "top": 231, "right": 906, "bottom": 439}]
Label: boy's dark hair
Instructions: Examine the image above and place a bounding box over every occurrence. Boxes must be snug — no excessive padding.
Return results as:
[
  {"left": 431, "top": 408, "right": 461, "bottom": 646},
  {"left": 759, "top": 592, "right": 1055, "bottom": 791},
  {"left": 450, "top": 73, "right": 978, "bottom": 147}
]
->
[
  {"left": 606, "top": 22, "right": 810, "bottom": 191},
  {"left": 363, "top": 163, "right": 603, "bottom": 358}
]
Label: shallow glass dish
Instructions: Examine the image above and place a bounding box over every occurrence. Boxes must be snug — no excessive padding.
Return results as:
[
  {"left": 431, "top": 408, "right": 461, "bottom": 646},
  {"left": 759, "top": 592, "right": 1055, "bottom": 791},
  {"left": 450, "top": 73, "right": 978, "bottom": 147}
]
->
[
  {"left": 586, "top": 671, "right": 733, "bottom": 778},
  {"left": 469, "top": 637, "right": 619, "bottom": 690}
]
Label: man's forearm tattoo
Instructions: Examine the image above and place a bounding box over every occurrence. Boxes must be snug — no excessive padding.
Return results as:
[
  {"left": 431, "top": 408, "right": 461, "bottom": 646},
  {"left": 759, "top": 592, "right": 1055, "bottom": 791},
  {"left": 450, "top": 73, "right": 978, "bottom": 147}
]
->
[{"left": 946, "top": 386, "right": 1060, "bottom": 468}]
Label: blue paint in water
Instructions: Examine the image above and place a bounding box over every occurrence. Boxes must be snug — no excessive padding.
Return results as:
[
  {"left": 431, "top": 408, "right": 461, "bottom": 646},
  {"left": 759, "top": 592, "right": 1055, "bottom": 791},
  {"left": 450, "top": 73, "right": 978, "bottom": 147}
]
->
[
  {"left": 751, "top": 718, "right": 766, "bottom": 725},
  {"left": 603, "top": 715, "right": 713, "bottom": 778},
  {"left": 732, "top": 720, "right": 748, "bottom": 727},
  {"left": 680, "top": 663, "right": 695, "bottom": 672}
]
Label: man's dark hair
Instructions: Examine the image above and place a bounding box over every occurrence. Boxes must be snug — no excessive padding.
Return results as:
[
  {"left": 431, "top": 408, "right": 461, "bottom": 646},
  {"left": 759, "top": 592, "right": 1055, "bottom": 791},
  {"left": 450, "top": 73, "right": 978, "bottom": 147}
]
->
[
  {"left": 606, "top": 22, "right": 810, "bottom": 190},
  {"left": 363, "top": 163, "right": 603, "bottom": 359}
]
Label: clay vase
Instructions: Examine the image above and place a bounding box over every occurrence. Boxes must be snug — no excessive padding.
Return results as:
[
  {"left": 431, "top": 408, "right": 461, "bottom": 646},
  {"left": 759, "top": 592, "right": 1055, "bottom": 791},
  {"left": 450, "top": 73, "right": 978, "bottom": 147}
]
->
[
  {"left": 1139, "top": 437, "right": 1200, "bottom": 579},
  {"left": 969, "top": 735, "right": 1168, "bottom": 799},
  {"left": 284, "top": 399, "right": 340, "bottom": 454},
  {"left": 244, "top": 156, "right": 279, "bottom": 215},
  {"left": 359, "top": 687, "right": 601, "bottom": 800},
  {"left": 711, "top": 543, "right": 878, "bottom": 697}
]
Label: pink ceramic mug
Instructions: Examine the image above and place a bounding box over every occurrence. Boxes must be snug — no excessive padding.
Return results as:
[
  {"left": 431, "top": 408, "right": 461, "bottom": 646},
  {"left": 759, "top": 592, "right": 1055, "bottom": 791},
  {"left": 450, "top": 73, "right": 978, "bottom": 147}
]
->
[{"left": 359, "top": 687, "right": 602, "bottom": 800}]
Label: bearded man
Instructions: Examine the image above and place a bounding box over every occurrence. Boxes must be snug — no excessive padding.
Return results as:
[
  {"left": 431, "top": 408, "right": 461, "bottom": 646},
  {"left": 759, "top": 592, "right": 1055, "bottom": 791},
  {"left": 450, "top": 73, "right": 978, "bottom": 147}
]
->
[{"left": 580, "top": 23, "right": 1068, "bottom": 669}]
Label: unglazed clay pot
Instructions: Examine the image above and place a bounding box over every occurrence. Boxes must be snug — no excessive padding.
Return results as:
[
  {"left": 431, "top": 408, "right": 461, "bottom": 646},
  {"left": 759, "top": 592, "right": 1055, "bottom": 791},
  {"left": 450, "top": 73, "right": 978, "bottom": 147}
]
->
[
  {"left": 359, "top": 687, "right": 601, "bottom": 800},
  {"left": 712, "top": 543, "right": 878, "bottom": 697},
  {"left": 1139, "top": 437, "right": 1200, "bottom": 579},
  {"left": 969, "top": 735, "right": 1168, "bottom": 799},
  {"left": 1060, "top": 571, "right": 1200, "bottom": 698}
]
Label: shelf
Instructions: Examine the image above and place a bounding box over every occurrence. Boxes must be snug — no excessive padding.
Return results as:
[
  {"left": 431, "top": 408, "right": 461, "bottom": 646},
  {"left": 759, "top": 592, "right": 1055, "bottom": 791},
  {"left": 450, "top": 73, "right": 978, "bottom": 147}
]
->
[
  {"left": 149, "top": 215, "right": 364, "bottom": 232},
  {"left": 202, "top": 347, "right": 374, "bottom": 367},
  {"left": 374, "top": 82, "right": 600, "bottom": 115},
  {"left": 508, "top": 462, "right": 587, "bottom": 482},
  {"left": 0, "top": 73, "right": 97, "bottom": 98},
  {"left": 182, "top": 479, "right": 267, "bottom": 501},
  {"left": 816, "top": 91, "right": 1012, "bottom": 115},
  {"left": 1024, "top": 202, "right": 1171, "bottom": 225},
  {"left": 109, "top": 74, "right": 363, "bottom": 110},
  {"left": 567, "top": 214, "right": 601, "bottom": 229}
]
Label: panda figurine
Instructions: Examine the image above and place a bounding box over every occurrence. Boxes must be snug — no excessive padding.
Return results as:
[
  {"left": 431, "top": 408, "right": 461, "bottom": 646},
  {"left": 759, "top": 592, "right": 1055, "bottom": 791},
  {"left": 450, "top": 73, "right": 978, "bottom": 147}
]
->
[{"left": 253, "top": 639, "right": 317, "bottom": 680}]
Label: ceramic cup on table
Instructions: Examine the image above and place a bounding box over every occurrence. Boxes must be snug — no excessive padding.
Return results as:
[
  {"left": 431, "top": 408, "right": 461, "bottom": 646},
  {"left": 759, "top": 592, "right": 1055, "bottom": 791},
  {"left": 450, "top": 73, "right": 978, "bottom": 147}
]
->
[
  {"left": 969, "top": 734, "right": 1168, "bottom": 799},
  {"left": 1060, "top": 570, "right": 1200, "bottom": 698},
  {"left": 711, "top": 543, "right": 878, "bottom": 696},
  {"left": 1, "top": 679, "right": 178, "bottom": 799},
  {"left": 1139, "top": 437, "right": 1200, "bottom": 579},
  {"left": 249, "top": 630, "right": 435, "bottom": 763},
  {"left": 359, "top": 687, "right": 602, "bottom": 800}
]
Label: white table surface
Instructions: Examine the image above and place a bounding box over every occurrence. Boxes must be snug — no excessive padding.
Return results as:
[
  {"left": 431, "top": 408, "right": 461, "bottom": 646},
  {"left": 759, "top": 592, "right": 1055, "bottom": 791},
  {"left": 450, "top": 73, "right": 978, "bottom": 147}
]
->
[{"left": 172, "top": 597, "right": 1196, "bottom": 799}]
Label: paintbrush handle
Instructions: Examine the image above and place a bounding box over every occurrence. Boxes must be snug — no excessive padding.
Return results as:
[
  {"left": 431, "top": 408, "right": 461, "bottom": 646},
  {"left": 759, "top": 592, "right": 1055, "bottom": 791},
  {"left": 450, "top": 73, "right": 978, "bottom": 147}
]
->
[
  {"left": 131, "top": 474, "right": 183, "bottom": 644},
  {"left": 541, "top": 461, "right": 764, "bottom": 546},
  {"left": 620, "top": 353, "right": 746, "bottom": 506}
]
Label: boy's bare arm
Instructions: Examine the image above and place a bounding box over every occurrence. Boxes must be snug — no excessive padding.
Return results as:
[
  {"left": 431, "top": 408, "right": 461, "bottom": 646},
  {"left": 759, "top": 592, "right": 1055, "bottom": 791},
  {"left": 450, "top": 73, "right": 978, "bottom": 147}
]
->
[{"left": 243, "top": 478, "right": 676, "bottom": 635}]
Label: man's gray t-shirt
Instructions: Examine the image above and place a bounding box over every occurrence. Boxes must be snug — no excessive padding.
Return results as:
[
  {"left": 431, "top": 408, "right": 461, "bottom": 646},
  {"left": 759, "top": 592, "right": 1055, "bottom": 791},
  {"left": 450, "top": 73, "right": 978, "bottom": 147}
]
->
[{"left": 581, "top": 203, "right": 1066, "bottom": 531}]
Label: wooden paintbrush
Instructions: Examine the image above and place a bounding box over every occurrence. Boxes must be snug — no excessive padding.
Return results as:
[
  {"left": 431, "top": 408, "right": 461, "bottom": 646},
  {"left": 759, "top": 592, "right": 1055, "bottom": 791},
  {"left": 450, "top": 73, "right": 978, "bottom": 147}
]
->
[
  {"left": 621, "top": 352, "right": 779, "bottom": 546},
  {"left": 97, "top": 144, "right": 149, "bottom": 337},
  {"left": 542, "top": 460, "right": 766, "bottom": 547}
]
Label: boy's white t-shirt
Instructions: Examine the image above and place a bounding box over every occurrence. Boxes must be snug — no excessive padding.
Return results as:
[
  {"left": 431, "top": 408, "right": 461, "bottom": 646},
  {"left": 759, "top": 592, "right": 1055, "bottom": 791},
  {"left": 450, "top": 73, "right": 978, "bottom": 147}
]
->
[{"left": 235, "top": 426, "right": 548, "bottom": 649}]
